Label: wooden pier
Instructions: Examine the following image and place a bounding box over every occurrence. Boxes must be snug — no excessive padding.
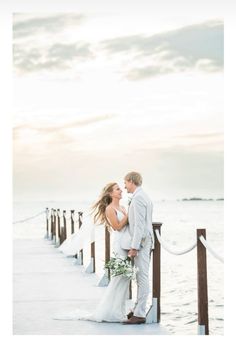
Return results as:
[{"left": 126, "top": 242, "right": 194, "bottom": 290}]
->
[
  {"left": 13, "top": 207, "right": 224, "bottom": 335},
  {"left": 13, "top": 238, "right": 169, "bottom": 335}
]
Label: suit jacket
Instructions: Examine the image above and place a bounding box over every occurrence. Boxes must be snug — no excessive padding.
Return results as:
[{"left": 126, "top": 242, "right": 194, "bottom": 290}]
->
[{"left": 128, "top": 187, "right": 154, "bottom": 250}]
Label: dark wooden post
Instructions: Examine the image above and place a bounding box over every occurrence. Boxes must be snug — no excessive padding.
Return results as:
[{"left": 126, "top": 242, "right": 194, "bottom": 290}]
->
[
  {"left": 105, "top": 225, "right": 111, "bottom": 280},
  {"left": 91, "top": 241, "right": 96, "bottom": 273},
  {"left": 197, "top": 229, "right": 209, "bottom": 335},
  {"left": 46, "top": 208, "right": 49, "bottom": 238},
  {"left": 129, "top": 281, "right": 132, "bottom": 299},
  {"left": 56, "top": 209, "right": 61, "bottom": 244},
  {"left": 70, "top": 210, "right": 75, "bottom": 234},
  {"left": 76, "top": 212, "right": 83, "bottom": 264},
  {"left": 53, "top": 209, "right": 56, "bottom": 243},
  {"left": 85, "top": 222, "right": 96, "bottom": 273},
  {"left": 129, "top": 259, "right": 134, "bottom": 299},
  {"left": 61, "top": 210, "right": 67, "bottom": 244},
  {"left": 152, "top": 222, "right": 162, "bottom": 323},
  {"left": 78, "top": 211, "right": 83, "bottom": 228},
  {"left": 60, "top": 227, "right": 64, "bottom": 244},
  {"left": 98, "top": 224, "right": 110, "bottom": 286},
  {"left": 50, "top": 208, "right": 54, "bottom": 240}
]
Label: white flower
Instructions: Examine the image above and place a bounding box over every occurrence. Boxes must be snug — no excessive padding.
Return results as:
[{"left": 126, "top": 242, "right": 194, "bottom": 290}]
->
[{"left": 104, "top": 254, "right": 137, "bottom": 280}]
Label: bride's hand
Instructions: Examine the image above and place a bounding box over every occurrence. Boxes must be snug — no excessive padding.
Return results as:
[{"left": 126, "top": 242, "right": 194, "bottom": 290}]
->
[
  {"left": 124, "top": 213, "right": 128, "bottom": 224},
  {"left": 128, "top": 249, "right": 138, "bottom": 257}
]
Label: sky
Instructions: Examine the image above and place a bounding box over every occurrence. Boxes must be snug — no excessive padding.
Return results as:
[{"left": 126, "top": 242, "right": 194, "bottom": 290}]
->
[{"left": 11, "top": 1, "right": 224, "bottom": 202}]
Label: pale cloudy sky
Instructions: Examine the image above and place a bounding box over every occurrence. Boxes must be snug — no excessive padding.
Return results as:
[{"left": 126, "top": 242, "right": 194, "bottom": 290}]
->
[{"left": 12, "top": 0, "right": 224, "bottom": 201}]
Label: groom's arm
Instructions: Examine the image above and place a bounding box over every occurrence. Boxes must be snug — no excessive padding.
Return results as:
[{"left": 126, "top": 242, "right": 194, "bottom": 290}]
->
[{"left": 130, "top": 197, "right": 146, "bottom": 250}]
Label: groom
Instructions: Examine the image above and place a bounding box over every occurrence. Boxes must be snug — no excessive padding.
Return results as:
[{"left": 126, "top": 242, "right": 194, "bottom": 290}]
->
[{"left": 123, "top": 171, "right": 154, "bottom": 325}]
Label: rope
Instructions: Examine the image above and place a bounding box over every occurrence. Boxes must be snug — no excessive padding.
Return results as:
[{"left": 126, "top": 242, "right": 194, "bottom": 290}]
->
[
  {"left": 199, "top": 235, "right": 224, "bottom": 263},
  {"left": 45, "top": 209, "right": 50, "bottom": 220},
  {"left": 13, "top": 210, "right": 46, "bottom": 224},
  {"left": 154, "top": 230, "right": 224, "bottom": 262},
  {"left": 155, "top": 230, "right": 197, "bottom": 255}
]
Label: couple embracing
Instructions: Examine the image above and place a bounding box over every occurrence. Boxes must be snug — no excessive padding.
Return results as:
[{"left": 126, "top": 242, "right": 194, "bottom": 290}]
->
[{"left": 55, "top": 171, "right": 153, "bottom": 324}]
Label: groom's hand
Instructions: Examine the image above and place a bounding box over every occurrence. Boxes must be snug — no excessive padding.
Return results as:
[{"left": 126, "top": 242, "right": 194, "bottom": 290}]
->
[{"left": 128, "top": 249, "right": 138, "bottom": 257}]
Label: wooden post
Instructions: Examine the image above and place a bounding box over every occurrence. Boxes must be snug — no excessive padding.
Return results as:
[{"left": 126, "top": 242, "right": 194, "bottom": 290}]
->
[
  {"left": 98, "top": 224, "right": 110, "bottom": 286},
  {"left": 46, "top": 208, "right": 49, "bottom": 238},
  {"left": 197, "top": 229, "right": 209, "bottom": 335},
  {"left": 53, "top": 209, "right": 56, "bottom": 244},
  {"left": 78, "top": 211, "right": 83, "bottom": 228},
  {"left": 71, "top": 210, "right": 75, "bottom": 234},
  {"left": 76, "top": 212, "right": 83, "bottom": 264},
  {"left": 91, "top": 241, "right": 96, "bottom": 273},
  {"left": 105, "top": 225, "right": 110, "bottom": 280},
  {"left": 85, "top": 224, "right": 96, "bottom": 273},
  {"left": 50, "top": 208, "right": 53, "bottom": 240},
  {"left": 129, "top": 281, "right": 132, "bottom": 299},
  {"left": 60, "top": 210, "right": 67, "bottom": 244},
  {"left": 60, "top": 226, "right": 64, "bottom": 244},
  {"left": 152, "top": 222, "right": 162, "bottom": 323},
  {"left": 129, "top": 259, "right": 133, "bottom": 299},
  {"left": 56, "top": 209, "right": 61, "bottom": 246}
]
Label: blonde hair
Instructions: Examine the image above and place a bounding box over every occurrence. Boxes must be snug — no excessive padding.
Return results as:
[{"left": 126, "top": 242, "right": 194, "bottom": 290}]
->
[
  {"left": 91, "top": 182, "right": 117, "bottom": 226},
  {"left": 124, "top": 171, "right": 142, "bottom": 186}
]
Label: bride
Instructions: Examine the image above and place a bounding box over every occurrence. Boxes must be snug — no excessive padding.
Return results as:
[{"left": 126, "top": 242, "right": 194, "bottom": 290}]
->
[{"left": 54, "top": 182, "right": 132, "bottom": 322}]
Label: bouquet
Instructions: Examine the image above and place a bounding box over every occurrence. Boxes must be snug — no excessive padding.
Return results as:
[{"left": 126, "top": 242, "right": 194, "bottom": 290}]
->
[{"left": 104, "top": 255, "right": 138, "bottom": 280}]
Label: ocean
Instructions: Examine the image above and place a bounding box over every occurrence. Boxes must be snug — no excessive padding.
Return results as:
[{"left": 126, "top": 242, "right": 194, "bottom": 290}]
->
[{"left": 13, "top": 199, "right": 224, "bottom": 335}]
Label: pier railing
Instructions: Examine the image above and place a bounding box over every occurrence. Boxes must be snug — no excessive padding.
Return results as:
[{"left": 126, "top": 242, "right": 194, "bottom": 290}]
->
[
  {"left": 153, "top": 224, "right": 223, "bottom": 335},
  {"left": 12, "top": 207, "right": 224, "bottom": 334}
]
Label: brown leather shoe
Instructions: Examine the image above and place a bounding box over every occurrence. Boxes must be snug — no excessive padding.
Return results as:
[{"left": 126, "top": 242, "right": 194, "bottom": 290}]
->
[
  {"left": 127, "top": 311, "right": 134, "bottom": 319},
  {"left": 123, "top": 315, "right": 146, "bottom": 325}
]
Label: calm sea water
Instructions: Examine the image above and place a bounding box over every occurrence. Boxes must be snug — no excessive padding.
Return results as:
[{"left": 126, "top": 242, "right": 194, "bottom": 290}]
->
[{"left": 13, "top": 200, "right": 224, "bottom": 335}]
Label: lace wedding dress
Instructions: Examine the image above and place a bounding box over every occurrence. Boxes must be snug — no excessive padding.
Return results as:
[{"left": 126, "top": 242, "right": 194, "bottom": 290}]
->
[{"left": 54, "top": 210, "right": 131, "bottom": 322}]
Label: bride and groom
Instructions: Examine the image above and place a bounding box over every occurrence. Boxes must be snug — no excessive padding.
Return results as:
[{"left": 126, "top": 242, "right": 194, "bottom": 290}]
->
[{"left": 55, "top": 171, "right": 154, "bottom": 325}]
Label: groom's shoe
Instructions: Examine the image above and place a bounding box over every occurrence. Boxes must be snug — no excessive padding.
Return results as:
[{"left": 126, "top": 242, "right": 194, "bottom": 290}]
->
[
  {"left": 127, "top": 311, "right": 134, "bottom": 319},
  {"left": 123, "top": 315, "right": 146, "bottom": 325}
]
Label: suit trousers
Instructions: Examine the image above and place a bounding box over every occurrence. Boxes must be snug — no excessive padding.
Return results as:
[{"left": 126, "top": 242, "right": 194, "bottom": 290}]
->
[{"left": 133, "top": 233, "right": 153, "bottom": 318}]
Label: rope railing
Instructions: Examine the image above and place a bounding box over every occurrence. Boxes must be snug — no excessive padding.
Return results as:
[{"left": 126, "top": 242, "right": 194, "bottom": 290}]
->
[
  {"left": 13, "top": 210, "right": 46, "bottom": 224},
  {"left": 155, "top": 230, "right": 197, "bottom": 255},
  {"left": 154, "top": 225, "right": 224, "bottom": 335},
  {"left": 199, "top": 235, "right": 224, "bottom": 263},
  {"left": 47, "top": 210, "right": 82, "bottom": 223},
  {"left": 155, "top": 230, "right": 224, "bottom": 263}
]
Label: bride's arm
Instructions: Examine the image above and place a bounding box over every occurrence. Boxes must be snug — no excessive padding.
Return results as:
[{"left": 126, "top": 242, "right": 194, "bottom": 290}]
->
[{"left": 105, "top": 207, "right": 128, "bottom": 231}]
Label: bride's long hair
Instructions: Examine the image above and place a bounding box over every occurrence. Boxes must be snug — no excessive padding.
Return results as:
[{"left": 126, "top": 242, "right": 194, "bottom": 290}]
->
[{"left": 91, "top": 182, "right": 117, "bottom": 226}]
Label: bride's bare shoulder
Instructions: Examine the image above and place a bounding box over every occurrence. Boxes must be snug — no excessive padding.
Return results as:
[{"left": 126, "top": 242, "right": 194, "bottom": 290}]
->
[{"left": 105, "top": 204, "right": 115, "bottom": 213}]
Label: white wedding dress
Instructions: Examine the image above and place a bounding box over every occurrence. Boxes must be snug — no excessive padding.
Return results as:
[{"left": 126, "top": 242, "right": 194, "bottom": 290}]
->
[
  {"left": 54, "top": 209, "right": 131, "bottom": 322},
  {"left": 58, "top": 212, "right": 95, "bottom": 256}
]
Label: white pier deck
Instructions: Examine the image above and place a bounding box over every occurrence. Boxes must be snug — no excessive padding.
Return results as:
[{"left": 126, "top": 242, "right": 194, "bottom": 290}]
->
[{"left": 13, "top": 238, "right": 169, "bottom": 335}]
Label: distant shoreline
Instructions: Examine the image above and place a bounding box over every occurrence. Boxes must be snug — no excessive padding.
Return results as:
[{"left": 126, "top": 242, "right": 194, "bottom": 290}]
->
[
  {"left": 13, "top": 198, "right": 224, "bottom": 203},
  {"left": 178, "top": 197, "right": 224, "bottom": 201}
]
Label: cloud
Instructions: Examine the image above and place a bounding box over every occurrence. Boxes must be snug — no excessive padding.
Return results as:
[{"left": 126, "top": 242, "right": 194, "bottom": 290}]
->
[
  {"left": 101, "top": 20, "right": 223, "bottom": 80},
  {"left": 13, "top": 114, "right": 115, "bottom": 140},
  {"left": 13, "top": 13, "right": 85, "bottom": 39},
  {"left": 13, "top": 42, "right": 94, "bottom": 74},
  {"left": 125, "top": 65, "right": 174, "bottom": 80},
  {"left": 13, "top": 13, "right": 94, "bottom": 74},
  {"left": 13, "top": 15, "right": 223, "bottom": 77},
  {"left": 175, "top": 132, "right": 223, "bottom": 140}
]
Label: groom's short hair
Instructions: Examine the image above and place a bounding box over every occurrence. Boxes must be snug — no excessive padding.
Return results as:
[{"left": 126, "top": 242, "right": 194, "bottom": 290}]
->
[{"left": 124, "top": 171, "right": 142, "bottom": 186}]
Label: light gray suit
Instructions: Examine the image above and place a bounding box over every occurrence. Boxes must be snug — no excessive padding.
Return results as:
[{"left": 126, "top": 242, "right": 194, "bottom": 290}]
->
[{"left": 128, "top": 187, "right": 154, "bottom": 318}]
